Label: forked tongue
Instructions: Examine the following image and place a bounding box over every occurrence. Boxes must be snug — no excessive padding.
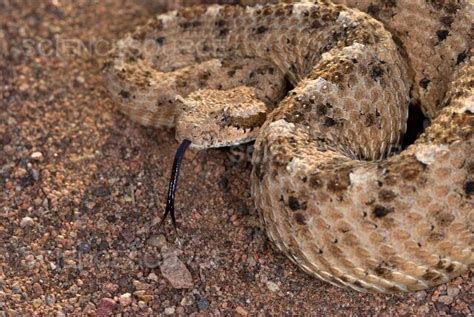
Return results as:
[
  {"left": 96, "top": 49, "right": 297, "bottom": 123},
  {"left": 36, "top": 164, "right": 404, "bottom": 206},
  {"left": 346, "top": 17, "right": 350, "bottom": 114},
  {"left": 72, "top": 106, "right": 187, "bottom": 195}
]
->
[{"left": 160, "top": 139, "right": 191, "bottom": 229}]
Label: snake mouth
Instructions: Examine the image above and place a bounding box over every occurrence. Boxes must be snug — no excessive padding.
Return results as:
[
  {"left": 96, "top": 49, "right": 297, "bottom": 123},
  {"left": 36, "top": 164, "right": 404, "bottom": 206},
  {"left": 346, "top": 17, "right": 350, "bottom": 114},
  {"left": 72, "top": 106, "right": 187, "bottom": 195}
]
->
[{"left": 175, "top": 125, "right": 259, "bottom": 150}]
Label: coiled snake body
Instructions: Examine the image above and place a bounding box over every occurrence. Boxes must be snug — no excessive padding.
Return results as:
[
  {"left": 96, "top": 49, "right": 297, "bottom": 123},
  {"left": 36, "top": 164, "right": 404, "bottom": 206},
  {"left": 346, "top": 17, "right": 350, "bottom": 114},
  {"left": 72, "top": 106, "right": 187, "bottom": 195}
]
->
[{"left": 104, "top": 0, "right": 473, "bottom": 293}]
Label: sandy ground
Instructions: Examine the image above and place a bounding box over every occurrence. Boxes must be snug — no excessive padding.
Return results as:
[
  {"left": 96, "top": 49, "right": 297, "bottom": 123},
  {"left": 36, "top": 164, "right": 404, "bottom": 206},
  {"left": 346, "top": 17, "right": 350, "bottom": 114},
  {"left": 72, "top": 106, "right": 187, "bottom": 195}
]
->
[{"left": 0, "top": 1, "right": 472, "bottom": 315}]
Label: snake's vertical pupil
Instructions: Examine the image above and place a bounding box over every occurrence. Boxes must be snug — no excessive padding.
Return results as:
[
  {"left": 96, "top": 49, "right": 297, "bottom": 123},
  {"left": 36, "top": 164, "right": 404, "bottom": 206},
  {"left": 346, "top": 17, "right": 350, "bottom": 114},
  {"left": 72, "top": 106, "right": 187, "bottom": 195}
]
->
[{"left": 161, "top": 139, "right": 192, "bottom": 229}]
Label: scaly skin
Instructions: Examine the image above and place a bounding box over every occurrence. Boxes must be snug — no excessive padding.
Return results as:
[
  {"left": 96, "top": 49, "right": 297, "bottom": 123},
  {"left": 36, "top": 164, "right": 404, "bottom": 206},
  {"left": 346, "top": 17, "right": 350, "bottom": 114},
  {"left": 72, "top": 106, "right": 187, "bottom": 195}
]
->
[{"left": 104, "top": 0, "right": 473, "bottom": 293}]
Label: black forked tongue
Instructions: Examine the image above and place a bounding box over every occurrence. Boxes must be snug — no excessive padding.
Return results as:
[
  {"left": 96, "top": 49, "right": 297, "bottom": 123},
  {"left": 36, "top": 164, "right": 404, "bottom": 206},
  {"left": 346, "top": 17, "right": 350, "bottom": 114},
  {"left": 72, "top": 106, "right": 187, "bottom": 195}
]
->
[{"left": 161, "top": 139, "right": 192, "bottom": 230}]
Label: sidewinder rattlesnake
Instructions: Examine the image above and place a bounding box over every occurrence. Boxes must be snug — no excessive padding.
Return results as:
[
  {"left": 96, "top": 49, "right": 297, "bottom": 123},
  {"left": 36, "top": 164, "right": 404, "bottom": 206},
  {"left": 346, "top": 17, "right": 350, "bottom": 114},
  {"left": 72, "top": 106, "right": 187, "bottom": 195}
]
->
[{"left": 104, "top": 0, "right": 473, "bottom": 293}]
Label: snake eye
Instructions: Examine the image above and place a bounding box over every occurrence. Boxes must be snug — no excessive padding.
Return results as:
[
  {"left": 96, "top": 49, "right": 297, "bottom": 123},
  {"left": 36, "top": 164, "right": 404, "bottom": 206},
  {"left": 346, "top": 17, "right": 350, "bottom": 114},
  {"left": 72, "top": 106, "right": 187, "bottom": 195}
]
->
[{"left": 218, "top": 112, "right": 232, "bottom": 126}]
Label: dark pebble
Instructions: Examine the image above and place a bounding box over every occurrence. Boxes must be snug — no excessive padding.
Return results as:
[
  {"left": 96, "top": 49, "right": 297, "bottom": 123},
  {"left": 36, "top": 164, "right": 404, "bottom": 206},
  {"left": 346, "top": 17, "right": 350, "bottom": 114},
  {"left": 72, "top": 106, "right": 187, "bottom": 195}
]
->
[
  {"left": 290, "top": 282, "right": 302, "bottom": 292},
  {"left": 78, "top": 241, "right": 92, "bottom": 253},
  {"left": 92, "top": 186, "right": 111, "bottom": 197},
  {"left": 143, "top": 253, "right": 160, "bottom": 269},
  {"left": 237, "top": 202, "right": 250, "bottom": 216},
  {"left": 19, "top": 175, "right": 35, "bottom": 187},
  {"left": 0, "top": 133, "right": 11, "bottom": 146},
  {"left": 31, "top": 169, "right": 40, "bottom": 181},
  {"left": 434, "top": 302, "right": 449, "bottom": 313},
  {"left": 121, "top": 229, "right": 136, "bottom": 243},
  {"left": 98, "top": 240, "right": 109, "bottom": 251},
  {"left": 240, "top": 268, "right": 255, "bottom": 282},
  {"left": 197, "top": 298, "right": 209, "bottom": 311},
  {"left": 218, "top": 176, "right": 230, "bottom": 192}
]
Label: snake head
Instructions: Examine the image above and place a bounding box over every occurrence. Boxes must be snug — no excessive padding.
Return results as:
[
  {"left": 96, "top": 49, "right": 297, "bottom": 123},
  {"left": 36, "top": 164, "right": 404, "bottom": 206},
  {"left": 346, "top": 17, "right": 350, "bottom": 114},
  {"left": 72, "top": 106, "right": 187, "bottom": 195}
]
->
[{"left": 175, "top": 86, "right": 269, "bottom": 149}]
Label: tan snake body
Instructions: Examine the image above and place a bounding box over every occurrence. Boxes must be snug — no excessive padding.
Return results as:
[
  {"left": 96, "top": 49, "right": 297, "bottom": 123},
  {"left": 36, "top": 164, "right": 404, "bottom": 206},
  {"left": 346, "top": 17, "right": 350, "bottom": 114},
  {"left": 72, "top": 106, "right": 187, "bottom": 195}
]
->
[{"left": 104, "top": 0, "right": 473, "bottom": 293}]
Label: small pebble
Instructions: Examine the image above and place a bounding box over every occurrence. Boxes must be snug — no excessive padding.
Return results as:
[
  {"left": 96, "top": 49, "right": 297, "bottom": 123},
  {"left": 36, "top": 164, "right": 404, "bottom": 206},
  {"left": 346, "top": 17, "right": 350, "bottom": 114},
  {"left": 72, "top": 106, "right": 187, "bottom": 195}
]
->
[
  {"left": 11, "top": 284, "right": 21, "bottom": 294},
  {"left": 96, "top": 298, "right": 117, "bottom": 317},
  {"left": 48, "top": 25, "right": 62, "bottom": 34},
  {"left": 31, "top": 169, "right": 40, "bottom": 181},
  {"left": 98, "top": 240, "right": 109, "bottom": 251},
  {"left": 147, "top": 234, "right": 168, "bottom": 248},
  {"left": 19, "top": 83, "right": 29, "bottom": 92},
  {"left": 133, "top": 290, "right": 152, "bottom": 303},
  {"left": 180, "top": 295, "right": 194, "bottom": 306},
  {"left": 247, "top": 256, "right": 257, "bottom": 267},
  {"left": 438, "top": 295, "right": 453, "bottom": 305},
  {"left": 92, "top": 186, "right": 110, "bottom": 197},
  {"left": 78, "top": 241, "right": 91, "bottom": 253},
  {"left": 164, "top": 307, "right": 175, "bottom": 315},
  {"left": 119, "top": 293, "right": 132, "bottom": 307},
  {"left": 45, "top": 294, "right": 56, "bottom": 305},
  {"left": 6, "top": 117, "right": 17, "bottom": 126},
  {"left": 290, "top": 282, "right": 302, "bottom": 293},
  {"left": 20, "top": 216, "right": 34, "bottom": 228},
  {"left": 434, "top": 301, "right": 450, "bottom": 313},
  {"left": 121, "top": 229, "right": 136, "bottom": 243},
  {"left": 32, "top": 298, "right": 42, "bottom": 309},
  {"left": 414, "top": 290, "right": 427, "bottom": 302},
  {"left": 32, "top": 283, "right": 43, "bottom": 297},
  {"left": 133, "top": 280, "right": 150, "bottom": 291},
  {"left": 104, "top": 283, "right": 119, "bottom": 293},
  {"left": 67, "top": 284, "right": 79, "bottom": 295},
  {"left": 30, "top": 152, "right": 43, "bottom": 161},
  {"left": 197, "top": 298, "right": 209, "bottom": 311},
  {"left": 147, "top": 272, "right": 159, "bottom": 282},
  {"left": 160, "top": 256, "right": 193, "bottom": 289},
  {"left": 266, "top": 281, "right": 280, "bottom": 292},
  {"left": 13, "top": 167, "right": 27, "bottom": 178},
  {"left": 76, "top": 76, "right": 85, "bottom": 84},
  {"left": 447, "top": 285, "right": 460, "bottom": 298},
  {"left": 236, "top": 306, "right": 249, "bottom": 316},
  {"left": 143, "top": 253, "right": 160, "bottom": 269}
]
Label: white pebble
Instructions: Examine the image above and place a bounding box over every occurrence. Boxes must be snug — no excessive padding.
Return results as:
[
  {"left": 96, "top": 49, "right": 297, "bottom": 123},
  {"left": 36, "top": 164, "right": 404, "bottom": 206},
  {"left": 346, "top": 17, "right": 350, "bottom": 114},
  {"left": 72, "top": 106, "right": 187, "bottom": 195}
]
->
[
  {"left": 164, "top": 307, "right": 175, "bottom": 315},
  {"left": 119, "top": 293, "right": 132, "bottom": 307},
  {"left": 30, "top": 151, "right": 43, "bottom": 161},
  {"left": 147, "top": 272, "right": 159, "bottom": 282},
  {"left": 20, "top": 216, "right": 34, "bottom": 228},
  {"left": 266, "top": 281, "right": 280, "bottom": 292}
]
